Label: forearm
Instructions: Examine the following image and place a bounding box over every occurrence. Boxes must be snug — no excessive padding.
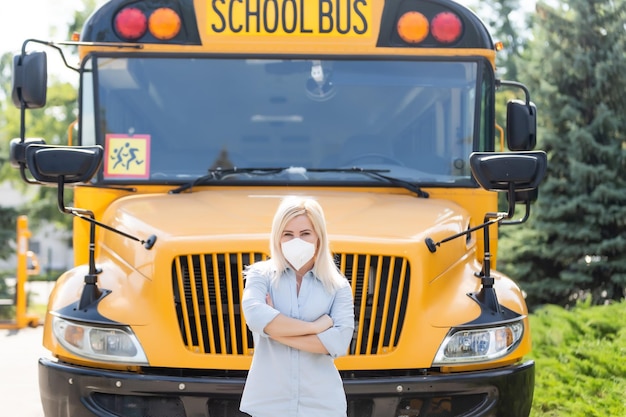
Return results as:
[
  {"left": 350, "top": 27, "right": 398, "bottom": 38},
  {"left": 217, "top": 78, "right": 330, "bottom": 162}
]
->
[
  {"left": 263, "top": 313, "right": 328, "bottom": 337},
  {"left": 271, "top": 334, "right": 329, "bottom": 354}
]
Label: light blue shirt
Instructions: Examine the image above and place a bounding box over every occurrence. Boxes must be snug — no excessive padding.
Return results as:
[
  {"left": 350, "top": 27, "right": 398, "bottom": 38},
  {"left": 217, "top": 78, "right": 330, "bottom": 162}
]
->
[{"left": 240, "top": 260, "right": 355, "bottom": 417}]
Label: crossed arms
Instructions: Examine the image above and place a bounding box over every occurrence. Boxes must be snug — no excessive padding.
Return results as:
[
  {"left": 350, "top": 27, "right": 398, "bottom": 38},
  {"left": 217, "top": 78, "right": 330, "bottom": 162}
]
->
[{"left": 242, "top": 270, "right": 354, "bottom": 357}]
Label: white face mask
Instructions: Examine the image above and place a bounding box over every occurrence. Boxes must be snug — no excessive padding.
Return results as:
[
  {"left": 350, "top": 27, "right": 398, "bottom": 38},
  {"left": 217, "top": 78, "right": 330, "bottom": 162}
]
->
[{"left": 281, "top": 238, "right": 316, "bottom": 271}]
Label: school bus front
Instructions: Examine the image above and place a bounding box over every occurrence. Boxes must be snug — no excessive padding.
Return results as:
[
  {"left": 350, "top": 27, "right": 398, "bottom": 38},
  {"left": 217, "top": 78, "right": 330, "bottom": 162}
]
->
[{"left": 8, "top": 0, "right": 540, "bottom": 416}]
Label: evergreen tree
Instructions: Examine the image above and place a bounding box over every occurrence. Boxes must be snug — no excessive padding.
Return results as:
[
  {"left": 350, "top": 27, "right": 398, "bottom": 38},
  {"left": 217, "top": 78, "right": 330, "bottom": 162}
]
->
[
  {"left": 468, "top": 0, "right": 530, "bottom": 80},
  {"left": 465, "top": 0, "right": 534, "bottom": 144},
  {"left": 499, "top": 0, "right": 626, "bottom": 307}
]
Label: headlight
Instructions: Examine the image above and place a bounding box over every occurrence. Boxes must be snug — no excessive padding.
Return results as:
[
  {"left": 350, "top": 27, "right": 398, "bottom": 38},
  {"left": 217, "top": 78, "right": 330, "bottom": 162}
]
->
[
  {"left": 52, "top": 315, "right": 148, "bottom": 365},
  {"left": 433, "top": 320, "right": 524, "bottom": 365}
]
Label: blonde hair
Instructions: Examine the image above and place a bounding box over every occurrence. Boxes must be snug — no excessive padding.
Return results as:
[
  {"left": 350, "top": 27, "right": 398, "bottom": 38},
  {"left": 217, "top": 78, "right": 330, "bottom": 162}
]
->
[{"left": 269, "top": 196, "right": 346, "bottom": 292}]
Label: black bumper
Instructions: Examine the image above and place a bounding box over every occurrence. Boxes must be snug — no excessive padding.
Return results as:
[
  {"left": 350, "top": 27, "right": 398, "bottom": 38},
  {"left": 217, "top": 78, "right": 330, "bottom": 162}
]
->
[{"left": 39, "top": 358, "right": 534, "bottom": 417}]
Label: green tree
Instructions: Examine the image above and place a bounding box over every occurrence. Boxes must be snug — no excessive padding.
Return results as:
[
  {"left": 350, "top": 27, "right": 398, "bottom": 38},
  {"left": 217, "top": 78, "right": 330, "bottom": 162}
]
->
[
  {"left": 499, "top": 0, "right": 626, "bottom": 307},
  {"left": 0, "top": 50, "right": 29, "bottom": 262},
  {"left": 465, "top": 0, "right": 534, "bottom": 149},
  {"left": 467, "top": 0, "right": 531, "bottom": 80},
  {"left": 69, "top": 0, "right": 98, "bottom": 36},
  {"left": 0, "top": 206, "right": 18, "bottom": 259},
  {"left": 0, "top": 1, "right": 98, "bottom": 257},
  {"left": 1, "top": 61, "right": 79, "bottom": 229}
]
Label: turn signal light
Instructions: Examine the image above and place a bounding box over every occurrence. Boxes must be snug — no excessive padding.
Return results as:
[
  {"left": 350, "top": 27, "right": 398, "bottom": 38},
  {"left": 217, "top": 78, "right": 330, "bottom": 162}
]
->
[
  {"left": 397, "top": 11, "right": 429, "bottom": 44},
  {"left": 149, "top": 7, "right": 181, "bottom": 40}
]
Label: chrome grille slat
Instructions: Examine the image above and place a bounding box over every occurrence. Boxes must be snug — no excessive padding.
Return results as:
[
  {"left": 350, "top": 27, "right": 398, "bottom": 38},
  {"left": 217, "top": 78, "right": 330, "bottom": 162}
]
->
[{"left": 173, "top": 253, "right": 410, "bottom": 356}]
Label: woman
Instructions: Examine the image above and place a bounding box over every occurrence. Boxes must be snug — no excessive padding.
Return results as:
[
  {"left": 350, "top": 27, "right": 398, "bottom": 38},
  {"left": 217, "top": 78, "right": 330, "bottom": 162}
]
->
[{"left": 240, "top": 196, "right": 355, "bottom": 417}]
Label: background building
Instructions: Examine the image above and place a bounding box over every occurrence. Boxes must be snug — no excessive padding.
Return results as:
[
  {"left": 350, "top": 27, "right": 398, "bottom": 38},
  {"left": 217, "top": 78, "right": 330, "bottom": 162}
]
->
[{"left": 0, "top": 182, "right": 73, "bottom": 275}]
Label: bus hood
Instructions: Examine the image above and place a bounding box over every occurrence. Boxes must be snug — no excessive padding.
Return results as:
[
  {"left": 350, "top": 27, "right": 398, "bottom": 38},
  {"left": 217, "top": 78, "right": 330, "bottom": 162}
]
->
[
  {"left": 79, "top": 188, "right": 490, "bottom": 368},
  {"left": 97, "top": 188, "right": 476, "bottom": 288},
  {"left": 100, "top": 188, "right": 472, "bottom": 260}
]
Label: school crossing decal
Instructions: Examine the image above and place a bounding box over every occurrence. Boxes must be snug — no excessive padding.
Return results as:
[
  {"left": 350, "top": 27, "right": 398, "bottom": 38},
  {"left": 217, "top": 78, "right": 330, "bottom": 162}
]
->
[
  {"left": 208, "top": 0, "right": 371, "bottom": 36},
  {"left": 104, "top": 134, "right": 151, "bottom": 179}
]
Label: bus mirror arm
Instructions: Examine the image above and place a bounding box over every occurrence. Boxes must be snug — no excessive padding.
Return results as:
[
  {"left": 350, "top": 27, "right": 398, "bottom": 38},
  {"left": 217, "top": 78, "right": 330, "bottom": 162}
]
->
[
  {"left": 466, "top": 209, "right": 525, "bottom": 323},
  {"left": 424, "top": 215, "right": 503, "bottom": 254},
  {"left": 426, "top": 150, "right": 546, "bottom": 254},
  {"left": 496, "top": 79, "right": 531, "bottom": 106},
  {"left": 425, "top": 204, "right": 526, "bottom": 321},
  {"left": 20, "top": 143, "right": 157, "bottom": 250},
  {"left": 425, "top": 181, "right": 530, "bottom": 253},
  {"left": 13, "top": 140, "right": 158, "bottom": 311},
  {"left": 54, "top": 178, "right": 157, "bottom": 310},
  {"left": 424, "top": 147, "right": 548, "bottom": 321},
  {"left": 497, "top": 80, "right": 537, "bottom": 151},
  {"left": 57, "top": 182, "right": 157, "bottom": 251},
  {"left": 17, "top": 38, "right": 143, "bottom": 74},
  {"left": 11, "top": 39, "right": 143, "bottom": 167}
]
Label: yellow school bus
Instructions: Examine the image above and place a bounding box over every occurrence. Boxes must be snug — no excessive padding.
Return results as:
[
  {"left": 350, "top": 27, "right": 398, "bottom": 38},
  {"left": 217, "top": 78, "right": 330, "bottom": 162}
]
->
[{"left": 9, "top": 0, "right": 547, "bottom": 416}]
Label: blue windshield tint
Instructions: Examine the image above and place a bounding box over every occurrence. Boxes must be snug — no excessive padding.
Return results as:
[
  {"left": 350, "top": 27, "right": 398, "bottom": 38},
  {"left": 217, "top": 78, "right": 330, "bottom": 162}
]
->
[{"left": 92, "top": 57, "right": 483, "bottom": 185}]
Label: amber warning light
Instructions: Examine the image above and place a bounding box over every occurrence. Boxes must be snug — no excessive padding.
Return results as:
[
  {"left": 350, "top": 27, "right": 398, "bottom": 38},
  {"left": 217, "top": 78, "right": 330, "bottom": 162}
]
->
[
  {"left": 397, "top": 10, "right": 463, "bottom": 45},
  {"left": 115, "top": 6, "right": 181, "bottom": 41}
]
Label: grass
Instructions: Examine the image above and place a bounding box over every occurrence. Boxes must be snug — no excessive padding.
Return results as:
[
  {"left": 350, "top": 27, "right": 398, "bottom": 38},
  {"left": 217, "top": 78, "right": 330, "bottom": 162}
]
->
[{"left": 529, "top": 299, "right": 626, "bottom": 417}]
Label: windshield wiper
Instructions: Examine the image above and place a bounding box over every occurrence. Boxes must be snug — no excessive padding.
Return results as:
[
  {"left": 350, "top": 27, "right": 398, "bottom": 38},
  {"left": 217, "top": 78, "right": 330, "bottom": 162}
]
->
[
  {"left": 169, "top": 167, "right": 428, "bottom": 198},
  {"left": 169, "top": 167, "right": 288, "bottom": 194},
  {"left": 363, "top": 170, "right": 430, "bottom": 198},
  {"left": 308, "top": 168, "right": 429, "bottom": 198}
]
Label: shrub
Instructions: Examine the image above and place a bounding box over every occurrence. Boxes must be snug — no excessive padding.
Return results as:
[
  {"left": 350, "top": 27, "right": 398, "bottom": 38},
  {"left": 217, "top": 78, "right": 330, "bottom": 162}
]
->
[{"left": 529, "top": 299, "right": 626, "bottom": 416}]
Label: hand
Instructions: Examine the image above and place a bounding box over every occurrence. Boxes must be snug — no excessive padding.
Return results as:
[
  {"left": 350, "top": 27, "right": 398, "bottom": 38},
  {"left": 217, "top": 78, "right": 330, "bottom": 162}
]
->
[
  {"left": 313, "top": 314, "right": 333, "bottom": 333},
  {"left": 265, "top": 293, "right": 274, "bottom": 308}
]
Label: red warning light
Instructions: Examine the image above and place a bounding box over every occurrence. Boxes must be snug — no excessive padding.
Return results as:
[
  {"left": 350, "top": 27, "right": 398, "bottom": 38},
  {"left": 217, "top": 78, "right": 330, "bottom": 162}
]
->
[
  {"left": 114, "top": 7, "right": 148, "bottom": 41},
  {"left": 431, "top": 12, "right": 463, "bottom": 44}
]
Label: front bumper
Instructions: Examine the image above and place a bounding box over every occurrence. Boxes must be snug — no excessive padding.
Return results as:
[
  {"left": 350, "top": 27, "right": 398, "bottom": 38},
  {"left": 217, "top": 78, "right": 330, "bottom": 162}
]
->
[{"left": 39, "top": 358, "right": 534, "bottom": 417}]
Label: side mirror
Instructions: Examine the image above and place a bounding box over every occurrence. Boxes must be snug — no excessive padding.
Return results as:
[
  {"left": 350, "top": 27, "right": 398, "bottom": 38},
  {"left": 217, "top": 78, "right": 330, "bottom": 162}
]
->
[
  {"left": 471, "top": 151, "right": 547, "bottom": 222},
  {"left": 509, "top": 188, "right": 539, "bottom": 204},
  {"left": 506, "top": 99, "right": 537, "bottom": 151},
  {"left": 9, "top": 138, "right": 46, "bottom": 168},
  {"left": 24, "top": 145, "right": 103, "bottom": 184},
  {"left": 12, "top": 51, "right": 48, "bottom": 109},
  {"left": 425, "top": 151, "right": 547, "bottom": 254},
  {"left": 470, "top": 151, "right": 547, "bottom": 192}
]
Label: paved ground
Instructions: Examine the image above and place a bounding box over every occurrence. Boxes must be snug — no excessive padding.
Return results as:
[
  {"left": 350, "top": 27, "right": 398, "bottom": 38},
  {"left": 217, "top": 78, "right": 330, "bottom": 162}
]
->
[
  {"left": 0, "top": 281, "right": 53, "bottom": 417},
  {"left": 1, "top": 325, "right": 46, "bottom": 417}
]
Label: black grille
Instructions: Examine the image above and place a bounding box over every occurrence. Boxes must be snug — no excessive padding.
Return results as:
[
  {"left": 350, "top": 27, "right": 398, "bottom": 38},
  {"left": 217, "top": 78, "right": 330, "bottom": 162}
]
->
[{"left": 172, "top": 252, "right": 410, "bottom": 356}]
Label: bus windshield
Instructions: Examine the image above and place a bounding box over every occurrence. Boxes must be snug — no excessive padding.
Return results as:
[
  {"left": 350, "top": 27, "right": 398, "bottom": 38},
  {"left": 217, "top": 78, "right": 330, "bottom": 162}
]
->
[{"left": 83, "top": 56, "right": 489, "bottom": 186}]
